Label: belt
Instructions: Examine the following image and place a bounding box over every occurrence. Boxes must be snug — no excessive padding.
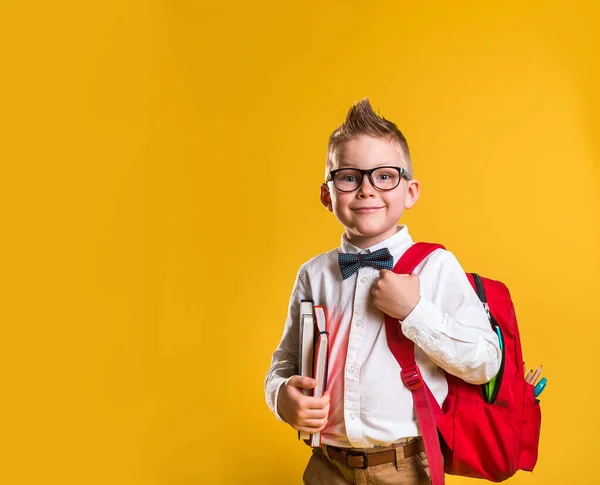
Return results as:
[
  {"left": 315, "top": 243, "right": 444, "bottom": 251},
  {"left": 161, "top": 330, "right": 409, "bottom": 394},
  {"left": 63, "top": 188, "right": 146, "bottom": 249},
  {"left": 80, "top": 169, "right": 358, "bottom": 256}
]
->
[{"left": 324, "top": 438, "right": 424, "bottom": 469}]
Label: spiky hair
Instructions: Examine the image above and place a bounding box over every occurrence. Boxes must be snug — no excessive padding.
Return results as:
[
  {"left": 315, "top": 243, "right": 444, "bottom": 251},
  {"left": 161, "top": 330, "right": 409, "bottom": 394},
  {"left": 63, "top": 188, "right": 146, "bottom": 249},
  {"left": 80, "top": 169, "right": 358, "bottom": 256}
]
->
[{"left": 326, "top": 98, "right": 412, "bottom": 176}]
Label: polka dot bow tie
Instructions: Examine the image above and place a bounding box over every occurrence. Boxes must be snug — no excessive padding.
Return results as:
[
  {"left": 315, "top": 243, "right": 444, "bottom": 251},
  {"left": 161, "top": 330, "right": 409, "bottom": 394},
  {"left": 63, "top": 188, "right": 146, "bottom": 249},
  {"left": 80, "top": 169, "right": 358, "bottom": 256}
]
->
[{"left": 337, "top": 248, "right": 394, "bottom": 280}]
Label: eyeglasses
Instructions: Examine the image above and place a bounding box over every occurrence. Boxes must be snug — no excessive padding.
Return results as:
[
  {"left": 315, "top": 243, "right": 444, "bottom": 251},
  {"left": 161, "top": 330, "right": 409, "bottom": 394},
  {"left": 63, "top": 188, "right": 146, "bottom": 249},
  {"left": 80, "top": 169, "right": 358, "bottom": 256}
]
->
[{"left": 326, "top": 166, "right": 412, "bottom": 192}]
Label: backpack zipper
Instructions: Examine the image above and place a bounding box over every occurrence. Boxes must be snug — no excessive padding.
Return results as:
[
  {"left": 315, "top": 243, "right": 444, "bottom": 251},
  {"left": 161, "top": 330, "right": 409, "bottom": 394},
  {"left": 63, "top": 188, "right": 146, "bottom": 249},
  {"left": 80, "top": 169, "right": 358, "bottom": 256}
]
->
[{"left": 472, "top": 273, "right": 505, "bottom": 404}]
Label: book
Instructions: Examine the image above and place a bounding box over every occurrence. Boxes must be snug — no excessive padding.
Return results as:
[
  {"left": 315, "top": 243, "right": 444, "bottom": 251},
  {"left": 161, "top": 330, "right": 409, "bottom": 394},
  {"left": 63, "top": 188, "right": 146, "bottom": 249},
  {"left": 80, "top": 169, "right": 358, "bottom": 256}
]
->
[
  {"left": 310, "top": 305, "right": 329, "bottom": 448},
  {"left": 298, "top": 300, "right": 315, "bottom": 441}
]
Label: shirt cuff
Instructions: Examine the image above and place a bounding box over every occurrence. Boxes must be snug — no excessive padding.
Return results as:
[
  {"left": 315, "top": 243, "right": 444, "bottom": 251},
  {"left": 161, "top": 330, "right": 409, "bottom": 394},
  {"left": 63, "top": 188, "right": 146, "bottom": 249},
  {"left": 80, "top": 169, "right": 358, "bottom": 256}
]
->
[{"left": 271, "top": 378, "right": 290, "bottom": 423}]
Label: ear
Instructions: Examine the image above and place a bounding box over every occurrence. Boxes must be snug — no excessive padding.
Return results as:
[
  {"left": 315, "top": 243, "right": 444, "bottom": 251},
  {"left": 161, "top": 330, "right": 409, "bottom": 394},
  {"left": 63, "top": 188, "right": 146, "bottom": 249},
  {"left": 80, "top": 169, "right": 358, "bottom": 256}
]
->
[
  {"left": 320, "top": 183, "right": 333, "bottom": 212},
  {"left": 404, "top": 179, "right": 420, "bottom": 209}
]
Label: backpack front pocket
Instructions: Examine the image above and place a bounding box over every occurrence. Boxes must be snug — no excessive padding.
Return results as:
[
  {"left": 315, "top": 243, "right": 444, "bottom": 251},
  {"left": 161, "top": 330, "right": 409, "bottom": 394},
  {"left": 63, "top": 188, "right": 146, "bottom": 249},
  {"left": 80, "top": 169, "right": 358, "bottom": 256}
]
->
[{"left": 517, "top": 383, "right": 542, "bottom": 471}]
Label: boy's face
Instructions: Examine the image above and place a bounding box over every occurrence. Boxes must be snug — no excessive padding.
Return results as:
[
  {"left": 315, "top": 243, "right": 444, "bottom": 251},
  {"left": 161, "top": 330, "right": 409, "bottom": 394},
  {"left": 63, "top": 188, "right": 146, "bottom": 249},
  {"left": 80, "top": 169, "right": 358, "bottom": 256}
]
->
[{"left": 320, "top": 134, "right": 420, "bottom": 249}]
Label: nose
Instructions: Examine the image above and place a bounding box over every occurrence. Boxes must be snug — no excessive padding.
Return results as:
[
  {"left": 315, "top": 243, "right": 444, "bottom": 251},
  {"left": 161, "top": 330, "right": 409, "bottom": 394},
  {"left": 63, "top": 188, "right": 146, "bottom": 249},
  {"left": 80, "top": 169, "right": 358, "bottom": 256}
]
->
[{"left": 357, "top": 174, "right": 376, "bottom": 197}]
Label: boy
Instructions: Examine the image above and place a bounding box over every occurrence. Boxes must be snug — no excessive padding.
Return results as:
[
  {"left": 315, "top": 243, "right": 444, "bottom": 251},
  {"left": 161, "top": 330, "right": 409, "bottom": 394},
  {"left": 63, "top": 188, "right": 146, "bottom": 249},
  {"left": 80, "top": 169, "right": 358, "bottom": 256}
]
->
[{"left": 265, "top": 99, "right": 502, "bottom": 485}]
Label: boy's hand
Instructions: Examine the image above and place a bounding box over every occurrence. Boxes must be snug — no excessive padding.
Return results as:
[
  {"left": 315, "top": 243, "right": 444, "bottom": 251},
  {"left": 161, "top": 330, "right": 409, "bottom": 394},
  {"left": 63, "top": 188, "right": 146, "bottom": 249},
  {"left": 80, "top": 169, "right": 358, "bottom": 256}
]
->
[
  {"left": 372, "top": 270, "right": 420, "bottom": 321},
  {"left": 277, "top": 376, "right": 330, "bottom": 433}
]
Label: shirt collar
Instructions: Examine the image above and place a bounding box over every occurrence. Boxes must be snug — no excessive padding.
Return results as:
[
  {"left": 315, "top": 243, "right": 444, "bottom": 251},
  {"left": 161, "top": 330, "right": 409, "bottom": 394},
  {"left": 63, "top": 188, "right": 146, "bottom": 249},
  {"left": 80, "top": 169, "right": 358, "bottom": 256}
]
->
[{"left": 339, "top": 225, "right": 414, "bottom": 263}]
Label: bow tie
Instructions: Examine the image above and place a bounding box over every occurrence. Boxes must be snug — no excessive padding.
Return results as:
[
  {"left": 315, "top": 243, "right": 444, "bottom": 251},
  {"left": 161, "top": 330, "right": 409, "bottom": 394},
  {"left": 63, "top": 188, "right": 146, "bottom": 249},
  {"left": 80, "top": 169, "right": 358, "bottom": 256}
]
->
[{"left": 338, "top": 248, "right": 394, "bottom": 280}]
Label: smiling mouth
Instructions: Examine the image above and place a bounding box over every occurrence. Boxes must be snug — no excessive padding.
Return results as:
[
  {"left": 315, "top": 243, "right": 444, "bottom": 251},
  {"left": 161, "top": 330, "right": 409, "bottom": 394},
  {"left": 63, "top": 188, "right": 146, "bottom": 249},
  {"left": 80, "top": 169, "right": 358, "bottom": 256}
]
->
[{"left": 352, "top": 207, "right": 384, "bottom": 213}]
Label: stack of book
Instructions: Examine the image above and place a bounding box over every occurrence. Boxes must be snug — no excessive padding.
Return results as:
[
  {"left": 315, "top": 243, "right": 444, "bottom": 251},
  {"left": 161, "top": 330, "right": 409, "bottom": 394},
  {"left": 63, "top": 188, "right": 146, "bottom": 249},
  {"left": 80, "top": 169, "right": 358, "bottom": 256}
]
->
[{"left": 298, "top": 300, "right": 329, "bottom": 447}]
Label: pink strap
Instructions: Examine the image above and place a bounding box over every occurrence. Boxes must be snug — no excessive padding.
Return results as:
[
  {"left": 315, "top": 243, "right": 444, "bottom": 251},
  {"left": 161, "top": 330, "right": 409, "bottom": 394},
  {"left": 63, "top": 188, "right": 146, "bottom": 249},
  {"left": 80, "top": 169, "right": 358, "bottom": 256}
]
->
[{"left": 385, "top": 242, "right": 446, "bottom": 485}]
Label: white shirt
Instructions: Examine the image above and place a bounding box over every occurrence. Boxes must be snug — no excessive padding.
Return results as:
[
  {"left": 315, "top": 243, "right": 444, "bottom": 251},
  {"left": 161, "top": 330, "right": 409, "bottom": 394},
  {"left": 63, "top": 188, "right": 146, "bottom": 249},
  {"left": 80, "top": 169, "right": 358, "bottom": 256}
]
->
[{"left": 265, "top": 226, "right": 501, "bottom": 448}]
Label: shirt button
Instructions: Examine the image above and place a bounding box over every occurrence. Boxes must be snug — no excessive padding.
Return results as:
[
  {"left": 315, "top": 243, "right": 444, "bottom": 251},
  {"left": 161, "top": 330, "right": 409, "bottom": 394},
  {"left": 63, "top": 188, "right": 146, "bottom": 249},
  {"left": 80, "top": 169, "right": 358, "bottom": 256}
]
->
[
  {"left": 349, "top": 413, "right": 356, "bottom": 420},
  {"left": 355, "top": 320, "right": 364, "bottom": 327},
  {"left": 405, "top": 328, "right": 416, "bottom": 338},
  {"left": 360, "top": 276, "right": 367, "bottom": 284},
  {"left": 348, "top": 365, "right": 356, "bottom": 373}
]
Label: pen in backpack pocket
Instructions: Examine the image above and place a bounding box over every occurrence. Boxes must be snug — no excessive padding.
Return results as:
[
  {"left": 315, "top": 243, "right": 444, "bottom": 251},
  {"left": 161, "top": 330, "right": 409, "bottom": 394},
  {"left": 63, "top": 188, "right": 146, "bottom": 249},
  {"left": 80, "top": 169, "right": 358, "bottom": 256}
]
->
[
  {"left": 534, "top": 377, "right": 547, "bottom": 397},
  {"left": 529, "top": 366, "right": 543, "bottom": 385},
  {"left": 494, "top": 326, "right": 503, "bottom": 351}
]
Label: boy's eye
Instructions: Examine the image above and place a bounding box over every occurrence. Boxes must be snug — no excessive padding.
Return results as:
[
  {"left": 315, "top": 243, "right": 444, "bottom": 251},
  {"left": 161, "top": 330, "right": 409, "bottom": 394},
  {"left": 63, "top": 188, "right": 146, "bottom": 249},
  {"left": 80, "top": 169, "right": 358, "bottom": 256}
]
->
[
  {"left": 334, "top": 171, "right": 359, "bottom": 183},
  {"left": 375, "top": 171, "right": 394, "bottom": 181}
]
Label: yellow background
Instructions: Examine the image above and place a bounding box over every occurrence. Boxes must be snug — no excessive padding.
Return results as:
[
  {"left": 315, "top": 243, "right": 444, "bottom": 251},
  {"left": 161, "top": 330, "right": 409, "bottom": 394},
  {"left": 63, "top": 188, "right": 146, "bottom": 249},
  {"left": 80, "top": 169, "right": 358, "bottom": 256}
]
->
[{"left": 1, "top": 1, "right": 599, "bottom": 484}]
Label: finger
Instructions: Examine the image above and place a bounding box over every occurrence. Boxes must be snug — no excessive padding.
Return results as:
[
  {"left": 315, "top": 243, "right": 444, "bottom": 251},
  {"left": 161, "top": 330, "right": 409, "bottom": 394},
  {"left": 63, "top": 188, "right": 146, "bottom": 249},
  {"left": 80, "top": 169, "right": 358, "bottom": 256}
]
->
[
  {"left": 296, "top": 426, "right": 326, "bottom": 434},
  {"left": 379, "top": 269, "right": 392, "bottom": 276},
  {"left": 301, "top": 417, "right": 328, "bottom": 428},
  {"left": 304, "top": 394, "right": 330, "bottom": 410},
  {"left": 287, "top": 375, "right": 317, "bottom": 390},
  {"left": 299, "top": 407, "right": 329, "bottom": 420},
  {"left": 296, "top": 419, "right": 328, "bottom": 433}
]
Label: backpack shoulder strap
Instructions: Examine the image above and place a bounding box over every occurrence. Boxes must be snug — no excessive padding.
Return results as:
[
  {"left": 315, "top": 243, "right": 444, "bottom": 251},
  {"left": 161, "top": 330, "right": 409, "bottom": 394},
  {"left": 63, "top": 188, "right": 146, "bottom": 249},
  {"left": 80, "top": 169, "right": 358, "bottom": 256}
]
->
[
  {"left": 384, "top": 241, "right": 447, "bottom": 485},
  {"left": 393, "top": 242, "right": 446, "bottom": 275}
]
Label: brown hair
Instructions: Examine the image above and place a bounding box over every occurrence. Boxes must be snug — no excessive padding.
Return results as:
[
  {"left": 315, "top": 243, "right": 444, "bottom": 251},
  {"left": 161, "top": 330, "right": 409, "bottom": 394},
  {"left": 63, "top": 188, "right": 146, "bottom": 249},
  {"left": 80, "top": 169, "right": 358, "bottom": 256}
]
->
[{"left": 326, "top": 98, "right": 412, "bottom": 176}]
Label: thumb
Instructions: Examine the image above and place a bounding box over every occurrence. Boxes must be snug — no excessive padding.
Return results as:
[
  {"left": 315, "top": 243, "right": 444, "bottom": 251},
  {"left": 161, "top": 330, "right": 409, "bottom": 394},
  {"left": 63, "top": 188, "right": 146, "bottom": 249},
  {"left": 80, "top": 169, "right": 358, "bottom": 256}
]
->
[{"left": 288, "top": 375, "right": 317, "bottom": 390}]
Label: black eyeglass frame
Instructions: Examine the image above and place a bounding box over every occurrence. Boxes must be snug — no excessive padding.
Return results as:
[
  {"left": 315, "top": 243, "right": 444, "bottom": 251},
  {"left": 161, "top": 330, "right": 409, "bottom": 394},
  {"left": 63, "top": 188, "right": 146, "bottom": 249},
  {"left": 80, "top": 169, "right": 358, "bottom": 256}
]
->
[{"left": 326, "top": 166, "right": 413, "bottom": 192}]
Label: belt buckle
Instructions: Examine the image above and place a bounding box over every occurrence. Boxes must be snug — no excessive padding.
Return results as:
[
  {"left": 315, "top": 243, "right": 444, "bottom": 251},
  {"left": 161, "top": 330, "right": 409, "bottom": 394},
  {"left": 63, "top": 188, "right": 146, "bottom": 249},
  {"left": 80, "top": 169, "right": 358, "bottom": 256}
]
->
[{"left": 346, "top": 451, "right": 369, "bottom": 469}]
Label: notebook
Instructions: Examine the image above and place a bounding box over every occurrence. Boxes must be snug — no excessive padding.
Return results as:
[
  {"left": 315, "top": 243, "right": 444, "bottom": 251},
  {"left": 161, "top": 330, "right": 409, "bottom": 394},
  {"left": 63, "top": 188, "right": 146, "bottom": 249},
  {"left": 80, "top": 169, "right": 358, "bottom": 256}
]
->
[
  {"left": 310, "top": 305, "right": 329, "bottom": 448},
  {"left": 298, "top": 300, "right": 315, "bottom": 441}
]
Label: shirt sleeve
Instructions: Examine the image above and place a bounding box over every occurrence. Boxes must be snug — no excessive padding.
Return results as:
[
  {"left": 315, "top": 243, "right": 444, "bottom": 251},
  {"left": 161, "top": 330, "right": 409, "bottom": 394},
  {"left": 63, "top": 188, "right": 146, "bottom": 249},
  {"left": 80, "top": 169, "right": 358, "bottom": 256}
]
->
[
  {"left": 264, "top": 265, "right": 309, "bottom": 422},
  {"left": 401, "top": 250, "right": 502, "bottom": 385}
]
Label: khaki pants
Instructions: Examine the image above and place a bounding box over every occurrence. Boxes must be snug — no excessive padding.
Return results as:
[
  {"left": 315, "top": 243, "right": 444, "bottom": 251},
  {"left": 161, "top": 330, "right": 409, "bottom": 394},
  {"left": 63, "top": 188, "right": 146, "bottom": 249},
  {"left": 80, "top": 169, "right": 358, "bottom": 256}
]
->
[{"left": 303, "top": 442, "right": 431, "bottom": 485}]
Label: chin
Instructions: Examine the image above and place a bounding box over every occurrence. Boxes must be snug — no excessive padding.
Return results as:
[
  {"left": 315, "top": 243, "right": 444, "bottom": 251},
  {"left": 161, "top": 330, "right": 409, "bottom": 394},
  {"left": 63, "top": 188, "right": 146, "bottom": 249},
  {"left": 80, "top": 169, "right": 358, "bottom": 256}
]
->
[
  {"left": 352, "top": 224, "right": 394, "bottom": 240},
  {"left": 356, "top": 219, "right": 394, "bottom": 234}
]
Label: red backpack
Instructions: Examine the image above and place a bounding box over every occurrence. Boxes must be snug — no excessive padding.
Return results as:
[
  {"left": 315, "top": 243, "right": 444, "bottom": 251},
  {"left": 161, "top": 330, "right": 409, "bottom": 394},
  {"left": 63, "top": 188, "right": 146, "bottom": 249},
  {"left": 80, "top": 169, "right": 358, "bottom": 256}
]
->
[{"left": 386, "top": 243, "right": 542, "bottom": 484}]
